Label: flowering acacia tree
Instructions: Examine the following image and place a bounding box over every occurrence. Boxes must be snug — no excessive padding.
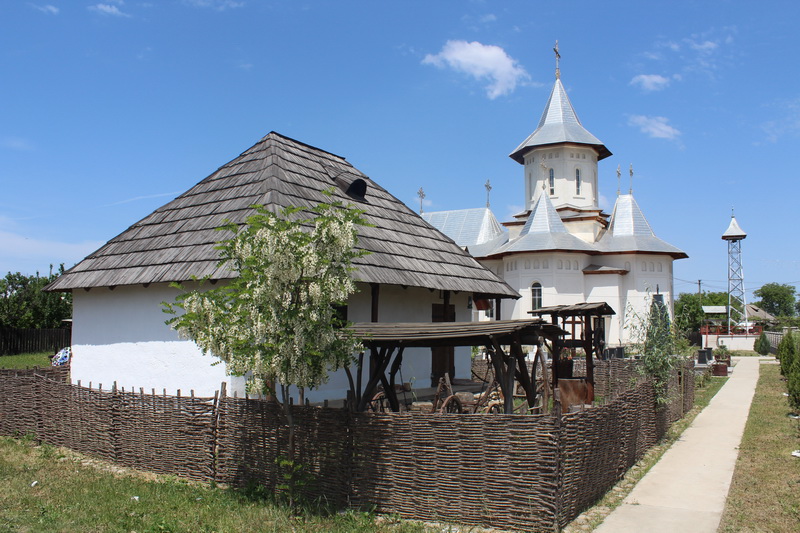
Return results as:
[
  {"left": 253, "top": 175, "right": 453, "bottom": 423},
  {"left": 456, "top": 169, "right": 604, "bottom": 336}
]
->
[{"left": 164, "top": 196, "right": 367, "bottom": 405}]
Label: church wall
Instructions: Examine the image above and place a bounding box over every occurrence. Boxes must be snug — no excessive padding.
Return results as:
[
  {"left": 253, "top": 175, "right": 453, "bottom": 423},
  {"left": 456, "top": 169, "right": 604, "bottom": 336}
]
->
[
  {"left": 500, "top": 252, "right": 586, "bottom": 320},
  {"left": 524, "top": 146, "right": 599, "bottom": 211}
]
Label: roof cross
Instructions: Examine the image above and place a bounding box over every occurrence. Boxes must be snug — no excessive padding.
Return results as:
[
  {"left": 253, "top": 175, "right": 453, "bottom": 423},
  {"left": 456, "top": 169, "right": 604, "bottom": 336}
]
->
[
  {"left": 417, "top": 187, "right": 426, "bottom": 214},
  {"left": 616, "top": 165, "right": 621, "bottom": 196},
  {"left": 484, "top": 179, "right": 492, "bottom": 208},
  {"left": 629, "top": 164, "right": 634, "bottom": 194},
  {"left": 554, "top": 40, "right": 561, "bottom": 79}
]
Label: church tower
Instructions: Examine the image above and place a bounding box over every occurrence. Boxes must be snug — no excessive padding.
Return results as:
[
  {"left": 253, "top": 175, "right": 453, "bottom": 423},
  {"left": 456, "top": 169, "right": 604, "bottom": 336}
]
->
[{"left": 509, "top": 49, "right": 611, "bottom": 217}]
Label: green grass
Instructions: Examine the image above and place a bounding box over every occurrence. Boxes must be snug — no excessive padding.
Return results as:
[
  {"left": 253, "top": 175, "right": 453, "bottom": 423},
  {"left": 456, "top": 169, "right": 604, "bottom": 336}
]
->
[
  {"left": 563, "top": 374, "right": 729, "bottom": 532},
  {"left": 718, "top": 363, "right": 800, "bottom": 532},
  {"left": 0, "top": 351, "right": 52, "bottom": 369},
  {"left": 0, "top": 436, "right": 432, "bottom": 533}
]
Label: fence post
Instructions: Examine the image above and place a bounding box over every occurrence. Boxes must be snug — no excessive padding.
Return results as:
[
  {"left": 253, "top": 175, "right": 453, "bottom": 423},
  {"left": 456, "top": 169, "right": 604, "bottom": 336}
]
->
[{"left": 210, "top": 382, "right": 227, "bottom": 484}]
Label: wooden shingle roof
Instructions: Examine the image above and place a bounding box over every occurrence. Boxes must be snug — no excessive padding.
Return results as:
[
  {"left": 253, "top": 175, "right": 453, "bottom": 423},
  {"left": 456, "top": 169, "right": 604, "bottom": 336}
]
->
[{"left": 47, "top": 132, "right": 518, "bottom": 298}]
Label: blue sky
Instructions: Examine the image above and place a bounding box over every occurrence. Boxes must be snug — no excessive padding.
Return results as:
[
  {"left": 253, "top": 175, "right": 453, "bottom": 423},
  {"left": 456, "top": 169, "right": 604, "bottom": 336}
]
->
[{"left": 2, "top": 0, "right": 798, "bottom": 301}]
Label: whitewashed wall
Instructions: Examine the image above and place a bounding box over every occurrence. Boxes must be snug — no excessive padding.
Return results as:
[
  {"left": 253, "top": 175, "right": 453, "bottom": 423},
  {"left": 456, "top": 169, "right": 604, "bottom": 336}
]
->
[{"left": 71, "top": 281, "right": 474, "bottom": 403}]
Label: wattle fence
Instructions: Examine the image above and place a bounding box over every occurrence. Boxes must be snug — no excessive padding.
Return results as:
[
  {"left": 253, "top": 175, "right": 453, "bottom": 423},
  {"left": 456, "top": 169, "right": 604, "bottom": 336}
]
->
[
  {"left": 0, "top": 327, "right": 71, "bottom": 356},
  {"left": 0, "top": 360, "right": 694, "bottom": 532}
]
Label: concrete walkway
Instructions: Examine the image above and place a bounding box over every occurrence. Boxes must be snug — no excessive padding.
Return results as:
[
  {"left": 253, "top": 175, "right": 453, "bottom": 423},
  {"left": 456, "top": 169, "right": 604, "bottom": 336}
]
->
[{"left": 594, "top": 356, "right": 762, "bottom": 533}]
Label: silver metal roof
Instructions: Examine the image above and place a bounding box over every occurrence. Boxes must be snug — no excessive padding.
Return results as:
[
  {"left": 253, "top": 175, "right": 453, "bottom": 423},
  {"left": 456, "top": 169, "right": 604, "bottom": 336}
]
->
[
  {"left": 421, "top": 207, "right": 505, "bottom": 247},
  {"left": 510, "top": 78, "right": 611, "bottom": 163},
  {"left": 722, "top": 215, "right": 746, "bottom": 240},
  {"left": 487, "top": 192, "right": 595, "bottom": 256},
  {"left": 597, "top": 195, "right": 687, "bottom": 258}
]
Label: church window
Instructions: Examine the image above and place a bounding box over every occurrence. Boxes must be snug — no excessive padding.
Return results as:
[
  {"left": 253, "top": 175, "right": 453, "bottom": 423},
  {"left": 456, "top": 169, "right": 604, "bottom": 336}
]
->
[
  {"left": 657, "top": 263, "right": 663, "bottom": 272},
  {"left": 573, "top": 260, "right": 579, "bottom": 270},
  {"left": 531, "top": 282, "right": 543, "bottom": 310},
  {"left": 543, "top": 260, "right": 549, "bottom": 269},
  {"left": 549, "top": 168, "right": 555, "bottom": 195},
  {"left": 566, "top": 261, "right": 571, "bottom": 271},
  {"left": 641, "top": 262, "right": 647, "bottom": 271},
  {"left": 524, "top": 260, "right": 531, "bottom": 269},
  {"left": 534, "top": 260, "right": 540, "bottom": 269},
  {"left": 557, "top": 260, "right": 563, "bottom": 269},
  {"left": 575, "top": 168, "right": 582, "bottom": 195},
  {"left": 649, "top": 262, "right": 655, "bottom": 272}
]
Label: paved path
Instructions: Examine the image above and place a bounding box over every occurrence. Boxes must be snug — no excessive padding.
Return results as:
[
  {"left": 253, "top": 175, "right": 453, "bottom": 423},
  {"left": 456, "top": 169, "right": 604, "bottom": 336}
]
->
[{"left": 594, "top": 356, "right": 762, "bottom": 533}]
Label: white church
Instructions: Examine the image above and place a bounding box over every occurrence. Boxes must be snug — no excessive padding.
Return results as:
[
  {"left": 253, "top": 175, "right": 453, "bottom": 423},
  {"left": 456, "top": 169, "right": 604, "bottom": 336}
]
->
[{"left": 424, "top": 65, "right": 687, "bottom": 347}]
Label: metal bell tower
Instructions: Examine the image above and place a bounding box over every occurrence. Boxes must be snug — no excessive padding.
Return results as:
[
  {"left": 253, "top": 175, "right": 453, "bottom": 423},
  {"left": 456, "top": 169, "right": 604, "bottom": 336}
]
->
[{"left": 722, "top": 211, "right": 747, "bottom": 330}]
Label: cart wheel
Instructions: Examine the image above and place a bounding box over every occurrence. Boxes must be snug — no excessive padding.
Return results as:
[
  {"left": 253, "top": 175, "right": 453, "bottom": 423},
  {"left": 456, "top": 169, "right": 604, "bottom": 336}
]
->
[
  {"left": 367, "top": 391, "right": 389, "bottom": 413},
  {"left": 485, "top": 401, "right": 503, "bottom": 414},
  {"left": 440, "top": 395, "right": 463, "bottom": 414}
]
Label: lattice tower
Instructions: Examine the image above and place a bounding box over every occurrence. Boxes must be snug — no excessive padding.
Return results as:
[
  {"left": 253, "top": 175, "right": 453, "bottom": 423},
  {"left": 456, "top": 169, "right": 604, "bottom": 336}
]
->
[{"left": 722, "top": 214, "right": 747, "bottom": 330}]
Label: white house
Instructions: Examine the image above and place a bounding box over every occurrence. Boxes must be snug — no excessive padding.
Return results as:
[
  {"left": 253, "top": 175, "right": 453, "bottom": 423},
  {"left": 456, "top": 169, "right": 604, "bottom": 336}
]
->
[
  {"left": 424, "top": 69, "right": 687, "bottom": 346},
  {"left": 47, "top": 132, "right": 518, "bottom": 401}
]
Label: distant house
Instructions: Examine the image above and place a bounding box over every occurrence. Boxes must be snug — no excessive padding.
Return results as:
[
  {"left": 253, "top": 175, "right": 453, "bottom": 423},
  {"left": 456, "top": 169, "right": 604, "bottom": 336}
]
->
[
  {"left": 424, "top": 68, "right": 687, "bottom": 346},
  {"left": 46, "top": 133, "right": 517, "bottom": 400}
]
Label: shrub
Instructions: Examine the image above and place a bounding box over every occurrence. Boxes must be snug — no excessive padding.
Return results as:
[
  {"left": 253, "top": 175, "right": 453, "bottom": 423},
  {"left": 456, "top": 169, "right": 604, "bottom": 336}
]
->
[
  {"left": 777, "top": 332, "right": 796, "bottom": 377},
  {"left": 754, "top": 332, "right": 771, "bottom": 355}
]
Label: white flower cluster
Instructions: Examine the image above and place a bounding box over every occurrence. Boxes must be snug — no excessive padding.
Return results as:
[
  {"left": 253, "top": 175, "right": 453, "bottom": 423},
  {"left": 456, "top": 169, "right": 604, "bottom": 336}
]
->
[{"left": 168, "top": 200, "right": 366, "bottom": 394}]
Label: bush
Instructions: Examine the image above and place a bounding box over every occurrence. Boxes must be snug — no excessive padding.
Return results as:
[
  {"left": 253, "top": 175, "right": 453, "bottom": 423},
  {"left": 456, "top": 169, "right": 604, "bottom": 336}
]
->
[
  {"left": 788, "top": 361, "right": 800, "bottom": 410},
  {"left": 777, "top": 332, "right": 796, "bottom": 377},
  {"left": 754, "top": 332, "right": 771, "bottom": 355}
]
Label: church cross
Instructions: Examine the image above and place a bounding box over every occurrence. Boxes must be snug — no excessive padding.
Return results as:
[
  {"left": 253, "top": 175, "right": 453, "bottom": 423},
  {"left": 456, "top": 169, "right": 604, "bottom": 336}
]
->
[
  {"left": 629, "top": 164, "right": 634, "bottom": 194},
  {"left": 554, "top": 40, "right": 561, "bottom": 79},
  {"left": 417, "top": 187, "right": 426, "bottom": 214},
  {"left": 484, "top": 179, "right": 492, "bottom": 208},
  {"left": 616, "top": 165, "right": 621, "bottom": 196}
]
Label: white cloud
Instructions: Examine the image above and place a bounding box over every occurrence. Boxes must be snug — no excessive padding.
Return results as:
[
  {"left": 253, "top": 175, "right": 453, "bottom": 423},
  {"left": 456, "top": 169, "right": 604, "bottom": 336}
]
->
[
  {"left": 88, "top": 3, "right": 131, "bottom": 17},
  {"left": 31, "top": 4, "right": 59, "bottom": 14},
  {"left": 422, "top": 40, "right": 529, "bottom": 99},
  {"left": 1, "top": 137, "right": 34, "bottom": 151},
  {"left": 104, "top": 191, "right": 182, "bottom": 207},
  {"left": 628, "top": 115, "right": 681, "bottom": 140},
  {"left": 183, "top": 0, "right": 244, "bottom": 10},
  {"left": 630, "top": 74, "right": 671, "bottom": 92},
  {"left": 479, "top": 14, "right": 497, "bottom": 23},
  {"left": 759, "top": 97, "right": 800, "bottom": 144},
  {"left": 599, "top": 194, "right": 611, "bottom": 212},
  {"left": 0, "top": 230, "right": 104, "bottom": 276}
]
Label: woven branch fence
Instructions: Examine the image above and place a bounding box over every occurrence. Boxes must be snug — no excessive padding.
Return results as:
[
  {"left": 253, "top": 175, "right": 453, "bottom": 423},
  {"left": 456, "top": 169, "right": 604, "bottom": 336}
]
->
[{"left": 0, "top": 360, "right": 694, "bottom": 532}]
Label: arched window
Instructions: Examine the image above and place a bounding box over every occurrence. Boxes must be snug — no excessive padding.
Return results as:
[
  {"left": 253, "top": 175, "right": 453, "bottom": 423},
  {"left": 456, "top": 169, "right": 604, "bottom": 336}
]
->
[
  {"left": 549, "top": 168, "right": 555, "bottom": 195},
  {"left": 575, "top": 168, "right": 581, "bottom": 195},
  {"left": 531, "top": 282, "right": 543, "bottom": 310}
]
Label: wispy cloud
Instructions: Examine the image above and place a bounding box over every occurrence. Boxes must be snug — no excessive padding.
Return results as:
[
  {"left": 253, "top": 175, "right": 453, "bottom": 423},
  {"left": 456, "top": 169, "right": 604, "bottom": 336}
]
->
[
  {"left": 1, "top": 137, "right": 35, "bottom": 151},
  {"left": 88, "top": 2, "right": 132, "bottom": 17},
  {"left": 0, "top": 230, "right": 104, "bottom": 276},
  {"left": 104, "top": 191, "right": 182, "bottom": 207},
  {"left": 637, "top": 27, "right": 737, "bottom": 82},
  {"left": 422, "top": 40, "right": 529, "bottom": 99},
  {"left": 759, "top": 97, "right": 800, "bottom": 144},
  {"left": 630, "top": 74, "right": 672, "bottom": 92},
  {"left": 183, "top": 0, "right": 244, "bottom": 10},
  {"left": 31, "top": 4, "right": 59, "bottom": 15},
  {"left": 628, "top": 115, "right": 681, "bottom": 140}
]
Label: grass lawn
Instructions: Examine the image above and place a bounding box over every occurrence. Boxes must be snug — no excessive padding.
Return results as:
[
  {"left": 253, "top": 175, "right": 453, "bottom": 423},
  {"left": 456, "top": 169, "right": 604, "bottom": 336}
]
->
[
  {"left": 718, "top": 362, "right": 800, "bottom": 532},
  {"left": 0, "top": 351, "right": 52, "bottom": 369},
  {"left": 0, "top": 436, "right": 430, "bottom": 533}
]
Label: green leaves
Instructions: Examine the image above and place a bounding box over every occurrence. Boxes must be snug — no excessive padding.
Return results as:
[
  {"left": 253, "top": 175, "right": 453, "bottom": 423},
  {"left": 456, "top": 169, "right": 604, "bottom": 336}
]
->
[{"left": 0, "top": 265, "right": 71, "bottom": 329}]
